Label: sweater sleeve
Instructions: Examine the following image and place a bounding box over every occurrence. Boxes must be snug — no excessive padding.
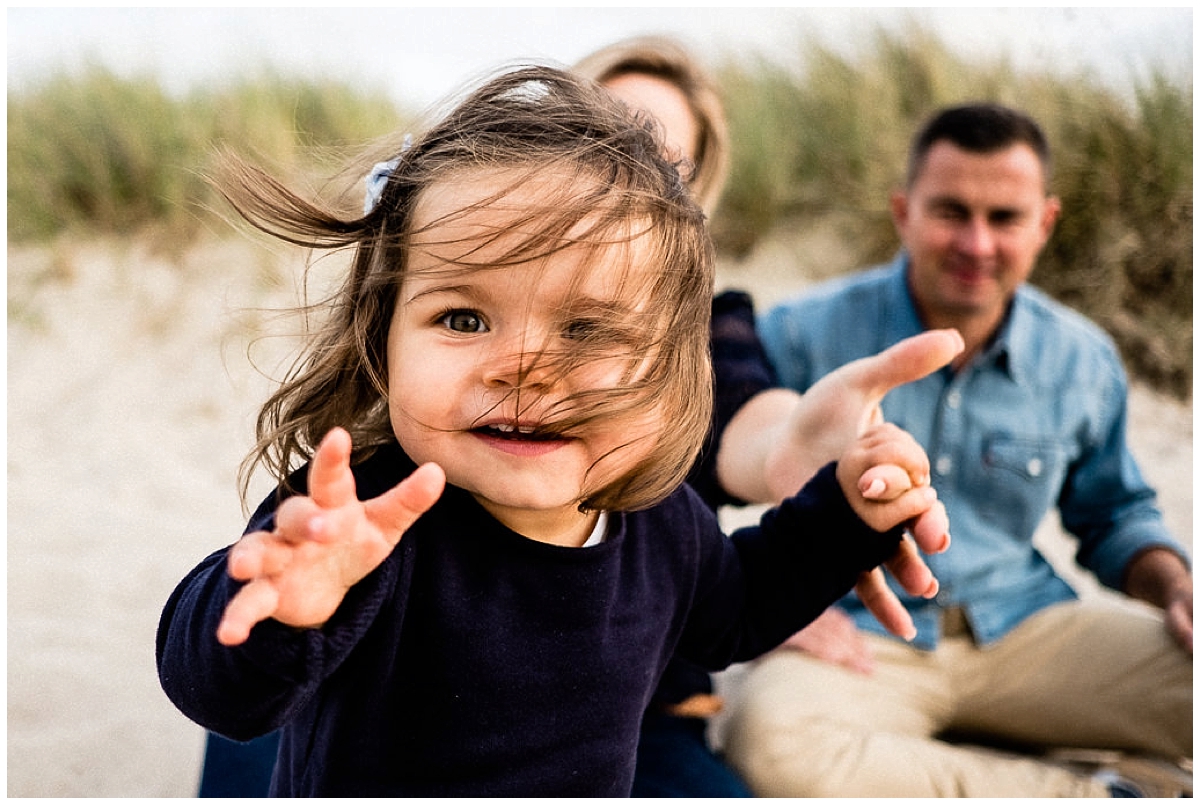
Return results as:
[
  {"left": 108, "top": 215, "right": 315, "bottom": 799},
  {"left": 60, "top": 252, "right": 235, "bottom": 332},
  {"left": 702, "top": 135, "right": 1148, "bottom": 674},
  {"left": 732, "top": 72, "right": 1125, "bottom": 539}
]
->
[
  {"left": 674, "top": 462, "right": 902, "bottom": 668},
  {"left": 155, "top": 539, "right": 403, "bottom": 741},
  {"left": 156, "top": 448, "right": 417, "bottom": 741},
  {"left": 686, "top": 290, "right": 779, "bottom": 510},
  {"left": 157, "top": 443, "right": 426, "bottom": 739}
]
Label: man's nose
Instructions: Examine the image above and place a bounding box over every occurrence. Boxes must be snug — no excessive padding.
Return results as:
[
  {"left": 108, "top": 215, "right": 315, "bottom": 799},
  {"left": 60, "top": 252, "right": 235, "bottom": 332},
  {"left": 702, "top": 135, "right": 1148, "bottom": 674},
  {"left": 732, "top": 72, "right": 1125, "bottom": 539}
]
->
[{"left": 955, "top": 217, "right": 997, "bottom": 257}]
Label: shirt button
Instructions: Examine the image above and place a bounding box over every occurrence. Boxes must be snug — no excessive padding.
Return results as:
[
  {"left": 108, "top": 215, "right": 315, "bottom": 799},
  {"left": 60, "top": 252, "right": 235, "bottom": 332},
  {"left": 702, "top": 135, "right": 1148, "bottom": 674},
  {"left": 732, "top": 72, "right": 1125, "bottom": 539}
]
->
[
  {"left": 935, "top": 456, "right": 953, "bottom": 475},
  {"left": 1027, "top": 458, "right": 1043, "bottom": 476},
  {"left": 946, "top": 390, "right": 961, "bottom": 409}
]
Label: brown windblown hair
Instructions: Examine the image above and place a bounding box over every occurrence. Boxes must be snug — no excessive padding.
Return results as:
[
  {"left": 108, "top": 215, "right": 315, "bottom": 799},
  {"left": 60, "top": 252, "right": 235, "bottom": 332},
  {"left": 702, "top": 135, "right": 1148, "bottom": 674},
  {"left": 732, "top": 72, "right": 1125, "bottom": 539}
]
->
[{"left": 217, "top": 65, "right": 714, "bottom": 514}]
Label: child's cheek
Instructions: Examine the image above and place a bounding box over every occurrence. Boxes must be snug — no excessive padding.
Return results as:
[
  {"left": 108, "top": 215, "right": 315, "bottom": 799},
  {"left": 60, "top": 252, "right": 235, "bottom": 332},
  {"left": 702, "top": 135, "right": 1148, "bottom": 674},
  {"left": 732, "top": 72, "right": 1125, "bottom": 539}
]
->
[
  {"left": 576, "top": 352, "right": 654, "bottom": 389},
  {"left": 602, "top": 405, "right": 665, "bottom": 466}
]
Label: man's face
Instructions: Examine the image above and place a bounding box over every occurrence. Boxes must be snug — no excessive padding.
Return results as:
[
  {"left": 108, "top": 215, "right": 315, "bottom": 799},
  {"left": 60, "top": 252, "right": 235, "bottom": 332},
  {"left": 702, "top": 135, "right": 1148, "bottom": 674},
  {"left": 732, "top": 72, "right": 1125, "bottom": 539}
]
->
[{"left": 892, "top": 141, "right": 1060, "bottom": 334}]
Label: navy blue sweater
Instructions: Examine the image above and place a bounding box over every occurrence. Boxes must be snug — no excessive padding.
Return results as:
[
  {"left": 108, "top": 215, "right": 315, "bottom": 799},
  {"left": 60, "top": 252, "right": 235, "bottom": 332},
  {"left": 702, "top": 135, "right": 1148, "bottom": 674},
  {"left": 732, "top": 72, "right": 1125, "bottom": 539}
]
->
[
  {"left": 157, "top": 442, "right": 898, "bottom": 796},
  {"left": 651, "top": 290, "right": 781, "bottom": 709}
]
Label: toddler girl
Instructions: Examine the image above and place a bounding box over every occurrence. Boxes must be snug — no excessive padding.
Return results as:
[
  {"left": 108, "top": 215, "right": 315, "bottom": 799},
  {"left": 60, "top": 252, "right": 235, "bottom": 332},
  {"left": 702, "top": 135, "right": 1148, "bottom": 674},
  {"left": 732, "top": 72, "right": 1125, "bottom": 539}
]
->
[{"left": 157, "top": 65, "right": 946, "bottom": 796}]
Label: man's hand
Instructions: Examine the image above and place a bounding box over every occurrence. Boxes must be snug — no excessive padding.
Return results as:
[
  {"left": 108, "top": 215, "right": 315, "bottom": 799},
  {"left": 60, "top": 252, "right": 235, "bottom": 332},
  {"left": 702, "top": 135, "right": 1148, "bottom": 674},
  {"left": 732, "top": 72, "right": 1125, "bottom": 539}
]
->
[
  {"left": 1123, "top": 547, "right": 1193, "bottom": 653},
  {"left": 783, "top": 606, "right": 876, "bottom": 674},
  {"left": 217, "top": 427, "right": 445, "bottom": 646}
]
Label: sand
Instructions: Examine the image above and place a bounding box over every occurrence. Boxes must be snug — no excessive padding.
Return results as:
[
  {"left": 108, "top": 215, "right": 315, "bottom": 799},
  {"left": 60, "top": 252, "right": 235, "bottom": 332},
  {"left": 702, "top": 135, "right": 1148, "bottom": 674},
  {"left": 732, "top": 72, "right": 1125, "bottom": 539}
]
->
[{"left": 6, "top": 234, "right": 1192, "bottom": 797}]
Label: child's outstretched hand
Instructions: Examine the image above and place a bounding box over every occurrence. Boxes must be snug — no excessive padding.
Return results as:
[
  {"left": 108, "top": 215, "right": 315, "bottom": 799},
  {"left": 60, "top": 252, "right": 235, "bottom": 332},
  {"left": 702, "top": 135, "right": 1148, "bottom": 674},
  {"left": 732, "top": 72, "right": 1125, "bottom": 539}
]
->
[
  {"left": 836, "top": 423, "right": 946, "bottom": 543},
  {"left": 835, "top": 423, "right": 950, "bottom": 632},
  {"left": 217, "top": 427, "right": 446, "bottom": 646}
]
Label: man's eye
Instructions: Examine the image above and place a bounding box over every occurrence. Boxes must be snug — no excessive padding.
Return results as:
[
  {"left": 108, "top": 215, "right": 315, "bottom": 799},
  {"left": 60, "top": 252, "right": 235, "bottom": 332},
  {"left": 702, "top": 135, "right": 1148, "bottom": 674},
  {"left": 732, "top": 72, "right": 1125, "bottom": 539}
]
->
[
  {"left": 932, "top": 206, "right": 967, "bottom": 221},
  {"left": 441, "top": 310, "right": 487, "bottom": 333}
]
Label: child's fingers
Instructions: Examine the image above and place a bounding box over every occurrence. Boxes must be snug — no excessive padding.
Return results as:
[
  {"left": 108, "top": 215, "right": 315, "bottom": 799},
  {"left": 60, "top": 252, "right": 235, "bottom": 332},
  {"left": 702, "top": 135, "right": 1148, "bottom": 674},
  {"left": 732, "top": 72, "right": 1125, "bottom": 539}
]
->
[
  {"left": 217, "top": 579, "right": 281, "bottom": 646},
  {"left": 852, "top": 424, "right": 931, "bottom": 484},
  {"left": 274, "top": 494, "right": 333, "bottom": 544},
  {"left": 365, "top": 462, "right": 446, "bottom": 544},
  {"left": 227, "top": 530, "right": 299, "bottom": 581},
  {"left": 856, "top": 484, "right": 938, "bottom": 533},
  {"left": 908, "top": 499, "right": 951, "bottom": 555},
  {"left": 227, "top": 531, "right": 272, "bottom": 581},
  {"left": 307, "top": 427, "right": 358, "bottom": 510},
  {"left": 858, "top": 464, "right": 915, "bottom": 501},
  {"left": 854, "top": 568, "right": 917, "bottom": 641}
]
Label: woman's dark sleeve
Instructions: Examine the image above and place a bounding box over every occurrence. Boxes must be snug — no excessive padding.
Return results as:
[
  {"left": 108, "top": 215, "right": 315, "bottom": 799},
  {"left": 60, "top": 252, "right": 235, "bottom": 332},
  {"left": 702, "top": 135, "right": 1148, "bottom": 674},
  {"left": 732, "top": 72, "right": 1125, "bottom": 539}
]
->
[{"left": 686, "top": 290, "right": 779, "bottom": 511}]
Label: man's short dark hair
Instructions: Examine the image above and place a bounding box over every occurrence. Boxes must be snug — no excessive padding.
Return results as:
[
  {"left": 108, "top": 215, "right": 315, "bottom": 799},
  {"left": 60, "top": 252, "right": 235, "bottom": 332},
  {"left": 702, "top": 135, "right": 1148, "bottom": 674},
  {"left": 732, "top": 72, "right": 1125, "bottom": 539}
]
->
[{"left": 907, "top": 102, "right": 1052, "bottom": 187}]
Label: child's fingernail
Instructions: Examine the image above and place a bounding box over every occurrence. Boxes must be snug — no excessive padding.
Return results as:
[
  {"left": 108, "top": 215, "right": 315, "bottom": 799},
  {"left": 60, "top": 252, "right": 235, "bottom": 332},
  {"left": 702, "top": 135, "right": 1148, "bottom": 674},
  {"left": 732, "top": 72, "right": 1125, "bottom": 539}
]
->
[
  {"left": 309, "top": 516, "right": 325, "bottom": 536},
  {"left": 863, "top": 478, "right": 886, "bottom": 497}
]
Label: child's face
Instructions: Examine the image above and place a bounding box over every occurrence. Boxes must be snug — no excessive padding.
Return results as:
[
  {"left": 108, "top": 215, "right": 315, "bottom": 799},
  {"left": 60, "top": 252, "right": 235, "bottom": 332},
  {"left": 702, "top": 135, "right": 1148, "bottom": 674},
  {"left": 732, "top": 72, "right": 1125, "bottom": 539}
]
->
[{"left": 386, "top": 169, "right": 663, "bottom": 546}]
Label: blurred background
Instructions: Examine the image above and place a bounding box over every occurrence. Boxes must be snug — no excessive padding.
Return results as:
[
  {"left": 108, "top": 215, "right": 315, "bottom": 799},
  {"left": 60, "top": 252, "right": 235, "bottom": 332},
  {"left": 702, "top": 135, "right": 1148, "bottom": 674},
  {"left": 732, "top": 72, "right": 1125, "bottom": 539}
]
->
[
  {"left": 10, "top": 7, "right": 1192, "bottom": 394},
  {"left": 6, "top": 7, "right": 1193, "bottom": 797}
]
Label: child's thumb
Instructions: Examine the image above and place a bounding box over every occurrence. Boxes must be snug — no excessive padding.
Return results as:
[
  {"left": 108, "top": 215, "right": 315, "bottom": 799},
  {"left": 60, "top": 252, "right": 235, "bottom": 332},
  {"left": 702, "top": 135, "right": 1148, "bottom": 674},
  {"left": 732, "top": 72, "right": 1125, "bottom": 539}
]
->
[
  {"left": 367, "top": 462, "right": 446, "bottom": 542},
  {"left": 858, "top": 464, "right": 915, "bottom": 501}
]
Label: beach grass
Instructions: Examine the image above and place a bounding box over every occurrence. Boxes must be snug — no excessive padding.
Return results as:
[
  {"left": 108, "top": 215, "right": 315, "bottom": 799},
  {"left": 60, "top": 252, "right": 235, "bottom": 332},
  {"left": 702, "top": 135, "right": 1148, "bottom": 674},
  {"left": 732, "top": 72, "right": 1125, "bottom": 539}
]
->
[
  {"left": 7, "top": 28, "right": 1191, "bottom": 398},
  {"left": 7, "top": 64, "right": 407, "bottom": 247}
]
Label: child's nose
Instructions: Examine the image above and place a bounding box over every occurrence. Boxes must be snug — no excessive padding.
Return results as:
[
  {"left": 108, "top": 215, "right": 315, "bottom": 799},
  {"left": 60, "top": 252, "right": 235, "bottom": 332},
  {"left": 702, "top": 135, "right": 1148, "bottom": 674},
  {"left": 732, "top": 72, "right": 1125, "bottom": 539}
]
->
[{"left": 483, "top": 348, "right": 556, "bottom": 390}]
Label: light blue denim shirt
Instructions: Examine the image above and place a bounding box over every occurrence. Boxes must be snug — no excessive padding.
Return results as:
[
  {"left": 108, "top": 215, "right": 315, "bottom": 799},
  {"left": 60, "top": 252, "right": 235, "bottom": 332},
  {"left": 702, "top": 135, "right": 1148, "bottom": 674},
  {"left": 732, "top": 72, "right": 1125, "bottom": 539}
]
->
[{"left": 758, "top": 254, "right": 1186, "bottom": 649}]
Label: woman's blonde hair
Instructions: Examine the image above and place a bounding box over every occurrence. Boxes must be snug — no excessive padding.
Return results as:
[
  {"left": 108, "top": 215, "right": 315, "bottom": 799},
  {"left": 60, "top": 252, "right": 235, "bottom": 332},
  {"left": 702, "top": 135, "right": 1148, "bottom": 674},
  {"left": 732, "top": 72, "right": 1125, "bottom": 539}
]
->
[
  {"left": 573, "top": 36, "right": 730, "bottom": 215},
  {"left": 218, "top": 65, "right": 714, "bottom": 513}
]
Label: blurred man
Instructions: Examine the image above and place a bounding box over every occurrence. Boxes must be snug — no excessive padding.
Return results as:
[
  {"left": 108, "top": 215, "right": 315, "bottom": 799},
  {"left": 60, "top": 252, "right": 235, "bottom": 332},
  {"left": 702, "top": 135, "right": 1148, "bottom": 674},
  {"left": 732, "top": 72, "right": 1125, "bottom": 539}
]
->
[{"left": 721, "top": 102, "right": 1192, "bottom": 798}]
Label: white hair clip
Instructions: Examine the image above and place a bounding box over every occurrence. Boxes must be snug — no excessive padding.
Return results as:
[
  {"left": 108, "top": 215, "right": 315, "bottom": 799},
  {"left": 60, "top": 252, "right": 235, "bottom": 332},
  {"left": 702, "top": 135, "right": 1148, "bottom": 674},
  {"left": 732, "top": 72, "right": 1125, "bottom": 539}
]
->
[{"left": 362, "top": 133, "right": 413, "bottom": 214}]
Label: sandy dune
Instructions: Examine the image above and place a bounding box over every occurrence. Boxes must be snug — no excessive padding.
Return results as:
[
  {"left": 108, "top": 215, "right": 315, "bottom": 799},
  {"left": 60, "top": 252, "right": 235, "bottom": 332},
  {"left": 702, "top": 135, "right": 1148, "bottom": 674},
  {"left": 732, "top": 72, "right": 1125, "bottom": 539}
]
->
[{"left": 6, "top": 235, "right": 1191, "bottom": 796}]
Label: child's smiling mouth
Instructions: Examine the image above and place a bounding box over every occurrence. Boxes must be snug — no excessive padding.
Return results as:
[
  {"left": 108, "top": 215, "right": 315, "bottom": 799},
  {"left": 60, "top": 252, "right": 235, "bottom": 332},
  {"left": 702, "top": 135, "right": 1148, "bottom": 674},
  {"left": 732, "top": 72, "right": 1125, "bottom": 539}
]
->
[
  {"left": 471, "top": 422, "right": 571, "bottom": 455},
  {"left": 486, "top": 423, "right": 544, "bottom": 438}
]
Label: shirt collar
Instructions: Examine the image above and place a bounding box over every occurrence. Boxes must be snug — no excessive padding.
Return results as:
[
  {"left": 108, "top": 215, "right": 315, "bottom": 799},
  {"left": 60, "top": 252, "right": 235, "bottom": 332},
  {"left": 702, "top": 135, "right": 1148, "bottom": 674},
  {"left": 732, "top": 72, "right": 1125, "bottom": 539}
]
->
[
  {"left": 993, "top": 289, "right": 1038, "bottom": 386},
  {"left": 881, "top": 253, "right": 928, "bottom": 346}
]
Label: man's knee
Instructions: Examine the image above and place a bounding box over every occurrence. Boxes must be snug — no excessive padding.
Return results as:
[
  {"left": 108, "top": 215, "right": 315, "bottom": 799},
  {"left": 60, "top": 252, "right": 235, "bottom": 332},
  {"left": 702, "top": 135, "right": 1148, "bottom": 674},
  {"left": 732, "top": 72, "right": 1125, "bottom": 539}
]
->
[
  {"left": 722, "top": 707, "right": 836, "bottom": 797},
  {"left": 721, "top": 652, "right": 874, "bottom": 796}
]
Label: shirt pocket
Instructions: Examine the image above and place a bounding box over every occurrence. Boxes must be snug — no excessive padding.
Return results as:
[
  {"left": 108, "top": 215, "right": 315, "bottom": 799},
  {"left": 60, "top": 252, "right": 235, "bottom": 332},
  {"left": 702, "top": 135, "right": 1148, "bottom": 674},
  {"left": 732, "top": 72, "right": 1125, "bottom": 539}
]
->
[
  {"left": 979, "top": 433, "right": 1073, "bottom": 534},
  {"left": 982, "top": 434, "right": 1069, "bottom": 482}
]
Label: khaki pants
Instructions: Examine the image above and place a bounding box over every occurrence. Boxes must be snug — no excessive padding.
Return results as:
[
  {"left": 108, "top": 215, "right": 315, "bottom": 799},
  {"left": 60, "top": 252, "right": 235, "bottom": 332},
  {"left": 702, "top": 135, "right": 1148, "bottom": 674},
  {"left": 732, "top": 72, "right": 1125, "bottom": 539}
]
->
[{"left": 722, "top": 598, "right": 1192, "bottom": 797}]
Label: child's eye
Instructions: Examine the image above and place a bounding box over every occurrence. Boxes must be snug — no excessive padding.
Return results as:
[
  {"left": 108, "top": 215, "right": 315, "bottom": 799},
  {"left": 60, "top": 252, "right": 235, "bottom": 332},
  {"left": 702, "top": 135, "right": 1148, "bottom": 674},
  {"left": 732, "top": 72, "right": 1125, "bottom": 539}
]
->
[
  {"left": 563, "top": 315, "right": 637, "bottom": 347},
  {"left": 440, "top": 309, "right": 488, "bottom": 333},
  {"left": 563, "top": 319, "right": 600, "bottom": 341}
]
